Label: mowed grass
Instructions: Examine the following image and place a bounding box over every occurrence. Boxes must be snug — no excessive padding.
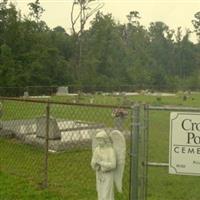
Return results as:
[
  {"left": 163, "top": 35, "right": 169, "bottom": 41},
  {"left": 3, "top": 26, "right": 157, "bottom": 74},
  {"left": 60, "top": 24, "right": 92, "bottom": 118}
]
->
[
  {"left": 0, "top": 138, "right": 131, "bottom": 200},
  {"left": 147, "top": 111, "right": 200, "bottom": 200},
  {"left": 0, "top": 93, "right": 200, "bottom": 200},
  {"left": 0, "top": 171, "right": 60, "bottom": 200}
]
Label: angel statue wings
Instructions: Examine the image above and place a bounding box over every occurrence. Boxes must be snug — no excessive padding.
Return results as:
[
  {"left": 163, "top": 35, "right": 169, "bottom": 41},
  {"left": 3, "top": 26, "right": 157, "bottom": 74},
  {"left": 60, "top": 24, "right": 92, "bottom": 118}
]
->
[{"left": 91, "top": 129, "right": 126, "bottom": 200}]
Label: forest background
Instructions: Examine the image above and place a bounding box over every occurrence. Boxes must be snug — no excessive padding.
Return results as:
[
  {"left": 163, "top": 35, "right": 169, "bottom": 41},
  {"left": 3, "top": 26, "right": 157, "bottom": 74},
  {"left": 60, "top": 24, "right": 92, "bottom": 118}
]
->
[{"left": 0, "top": 0, "right": 200, "bottom": 91}]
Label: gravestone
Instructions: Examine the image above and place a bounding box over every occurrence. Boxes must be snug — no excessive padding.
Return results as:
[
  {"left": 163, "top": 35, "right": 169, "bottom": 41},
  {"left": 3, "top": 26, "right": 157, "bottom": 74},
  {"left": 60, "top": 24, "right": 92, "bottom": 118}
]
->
[
  {"left": 90, "top": 97, "right": 94, "bottom": 104},
  {"left": 36, "top": 116, "right": 61, "bottom": 140},
  {"left": 23, "top": 91, "right": 29, "bottom": 98},
  {"left": 56, "top": 86, "right": 69, "bottom": 96}
]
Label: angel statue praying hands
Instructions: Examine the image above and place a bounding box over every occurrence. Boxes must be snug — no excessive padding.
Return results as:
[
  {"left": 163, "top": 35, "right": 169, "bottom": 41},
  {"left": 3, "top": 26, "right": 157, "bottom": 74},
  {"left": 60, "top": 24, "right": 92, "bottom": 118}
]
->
[{"left": 91, "top": 129, "right": 126, "bottom": 200}]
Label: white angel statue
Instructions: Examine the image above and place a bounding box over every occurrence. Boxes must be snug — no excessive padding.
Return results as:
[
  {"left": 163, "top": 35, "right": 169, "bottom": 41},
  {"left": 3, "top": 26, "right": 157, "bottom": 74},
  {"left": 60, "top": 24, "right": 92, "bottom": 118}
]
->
[{"left": 91, "top": 129, "right": 126, "bottom": 200}]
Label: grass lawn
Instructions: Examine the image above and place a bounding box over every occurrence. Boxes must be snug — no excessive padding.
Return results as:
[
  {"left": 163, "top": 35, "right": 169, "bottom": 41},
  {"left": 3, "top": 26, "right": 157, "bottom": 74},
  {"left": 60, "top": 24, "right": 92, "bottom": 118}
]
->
[
  {"left": 0, "top": 171, "right": 60, "bottom": 200},
  {"left": 0, "top": 93, "right": 200, "bottom": 200},
  {"left": 0, "top": 138, "right": 130, "bottom": 200}
]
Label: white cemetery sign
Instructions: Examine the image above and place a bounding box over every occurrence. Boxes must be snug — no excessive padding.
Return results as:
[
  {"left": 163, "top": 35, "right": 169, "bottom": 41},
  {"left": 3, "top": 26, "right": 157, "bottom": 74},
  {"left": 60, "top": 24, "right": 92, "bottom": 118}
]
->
[{"left": 169, "top": 112, "right": 200, "bottom": 176}]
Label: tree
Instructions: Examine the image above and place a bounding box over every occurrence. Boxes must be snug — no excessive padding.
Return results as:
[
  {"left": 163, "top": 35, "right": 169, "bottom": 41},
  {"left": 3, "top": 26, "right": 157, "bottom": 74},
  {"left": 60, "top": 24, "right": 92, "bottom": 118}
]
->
[
  {"left": 126, "top": 11, "right": 141, "bottom": 26},
  {"left": 81, "top": 12, "right": 130, "bottom": 86},
  {"left": 0, "top": 44, "right": 16, "bottom": 86},
  {"left": 123, "top": 11, "right": 151, "bottom": 87},
  {"left": 70, "top": 0, "right": 104, "bottom": 81},
  {"left": 28, "top": 0, "right": 44, "bottom": 22},
  {"left": 0, "top": 3, "right": 199, "bottom": 91},
  {"left": 192, "top": 11, "right": 200, "bottom": 42},
  {"left": 71, "top": 0, "right": 104, "bottom": 36},
  {"left": 0, "top": 0, "right": 8, "bottom": 44}
]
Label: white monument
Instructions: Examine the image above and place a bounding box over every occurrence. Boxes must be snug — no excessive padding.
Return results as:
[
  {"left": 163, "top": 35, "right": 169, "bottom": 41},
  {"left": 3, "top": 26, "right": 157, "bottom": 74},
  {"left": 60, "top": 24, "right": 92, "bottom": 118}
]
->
[
  {"left": 169, "top": 112, "right": 200, "bottom": 176},
  {"left": 56, "top": 86, "right": 69, "bottom": 96},
  {"left": 91, "top": 130, "right": 126, "bottom": 200},
  {"left": 23, "top": 91, "right": 29, "bottom": 98},
  {"left": 36, "top": 116, "right": 61, "bottom": 140}
]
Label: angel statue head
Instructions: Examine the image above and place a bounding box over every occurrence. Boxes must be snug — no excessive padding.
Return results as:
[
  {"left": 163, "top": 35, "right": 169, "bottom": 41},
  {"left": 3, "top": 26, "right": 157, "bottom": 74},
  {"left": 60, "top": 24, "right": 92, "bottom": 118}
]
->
[
  {"left": 95, "top": 130, "right": 112, "bottom": 148},
  {"left": 91, "top": 129, "right": 126, "bottom": 200}
]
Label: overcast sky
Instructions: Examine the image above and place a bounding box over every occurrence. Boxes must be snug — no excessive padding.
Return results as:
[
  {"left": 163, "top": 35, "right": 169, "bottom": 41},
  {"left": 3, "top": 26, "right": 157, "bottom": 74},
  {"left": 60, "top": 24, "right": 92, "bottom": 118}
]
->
[{"left": 11, "top": 0, "right": 200, "bottom": 42}]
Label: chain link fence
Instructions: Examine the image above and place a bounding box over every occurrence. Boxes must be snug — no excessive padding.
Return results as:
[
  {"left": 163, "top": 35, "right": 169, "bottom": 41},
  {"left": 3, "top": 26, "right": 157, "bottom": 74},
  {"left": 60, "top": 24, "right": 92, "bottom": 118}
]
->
[
  {"left": 0, "top": 97, "right": 133, "bottom": 200},
  {"left": 139, "top": 105, "right": 200, "bottom": 200}
]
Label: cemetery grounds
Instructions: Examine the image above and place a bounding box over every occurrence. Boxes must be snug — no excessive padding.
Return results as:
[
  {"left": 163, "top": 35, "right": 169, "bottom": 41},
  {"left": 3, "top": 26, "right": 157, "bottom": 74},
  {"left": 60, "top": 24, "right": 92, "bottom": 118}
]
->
[{"left": 0, "top": 92, "right": 200, "bottom": 200}]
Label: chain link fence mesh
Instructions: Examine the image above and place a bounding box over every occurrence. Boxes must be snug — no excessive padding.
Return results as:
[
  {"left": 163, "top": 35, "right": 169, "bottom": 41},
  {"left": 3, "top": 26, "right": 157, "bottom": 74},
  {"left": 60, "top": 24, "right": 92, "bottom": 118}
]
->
[
  {"left": 0, "top": 98, "right": 132, "bottom": 200},
  {"left": 145, "top": 106, "right": 200, "bottom": 200},
  {"left": 0, "top": 99, "right": 45, "bottom": 186}
]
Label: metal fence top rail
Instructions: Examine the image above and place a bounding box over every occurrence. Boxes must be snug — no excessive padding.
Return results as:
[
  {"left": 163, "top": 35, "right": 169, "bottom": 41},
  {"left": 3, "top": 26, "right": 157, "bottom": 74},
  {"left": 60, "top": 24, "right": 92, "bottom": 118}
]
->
[
  {"left": 146, "top": 105, "right": 200, "bottom": 112},
  {"left": 0, "top": 97, "right": 132, "bottom": 110}
]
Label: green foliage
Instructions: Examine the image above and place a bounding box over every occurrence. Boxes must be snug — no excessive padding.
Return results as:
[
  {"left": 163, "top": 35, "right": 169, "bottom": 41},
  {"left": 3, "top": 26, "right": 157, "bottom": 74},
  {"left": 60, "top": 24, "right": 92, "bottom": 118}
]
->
[
  {"left": 0, "top": 171, "right": 60, "bottom": 200},
  {"left": 28, "top": 0, "right": 45, "bottom": 22},
  {"left": 192, "top": 11, "right": 200, "bottom": 41},
  {"left": 0, "top": 2, "right": 199, "bottom": 91}
]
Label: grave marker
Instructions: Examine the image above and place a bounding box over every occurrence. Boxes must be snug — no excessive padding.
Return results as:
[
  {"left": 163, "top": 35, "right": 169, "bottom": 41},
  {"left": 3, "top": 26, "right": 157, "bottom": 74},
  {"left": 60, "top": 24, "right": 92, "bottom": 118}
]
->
[{"left": 36, "top": 116, "right": 61, "bottom": 140}]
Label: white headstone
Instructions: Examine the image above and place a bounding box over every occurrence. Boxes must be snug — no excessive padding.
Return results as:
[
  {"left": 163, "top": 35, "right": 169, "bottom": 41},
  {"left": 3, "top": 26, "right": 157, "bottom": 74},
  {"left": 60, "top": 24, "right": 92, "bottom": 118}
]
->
[
  {"left": 90, "top": 98, "right": 94, "bottom": 104},
  {"left": 23, "top": 91, "right": 29, "bottom": 98},
  {"left": 36, "top": 116, "right": 61, "bottom": 140},
  {"left": 56, "top": 86, "right": 69, "bottom": 96}
]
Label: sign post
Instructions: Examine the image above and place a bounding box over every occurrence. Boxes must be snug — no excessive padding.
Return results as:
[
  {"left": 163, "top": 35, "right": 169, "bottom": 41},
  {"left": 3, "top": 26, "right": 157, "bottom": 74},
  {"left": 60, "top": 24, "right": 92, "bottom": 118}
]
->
[{"left": 169, "top": 112, "right": 200, "bottom": 176}]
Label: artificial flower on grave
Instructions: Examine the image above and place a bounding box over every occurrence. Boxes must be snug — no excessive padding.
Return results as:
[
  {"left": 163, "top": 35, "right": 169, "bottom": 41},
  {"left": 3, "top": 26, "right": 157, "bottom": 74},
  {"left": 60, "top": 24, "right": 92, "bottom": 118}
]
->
[{"left": 112, "top": 108, "right": 128, "bottom": 118}]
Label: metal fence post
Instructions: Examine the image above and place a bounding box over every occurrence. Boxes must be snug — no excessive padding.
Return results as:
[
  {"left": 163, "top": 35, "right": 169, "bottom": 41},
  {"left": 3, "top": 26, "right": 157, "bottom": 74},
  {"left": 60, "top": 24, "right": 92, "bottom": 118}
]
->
[
  {"left": 44, "top": 101, "right": 50, "bottom": 188},
  {"left": 143, "top": 104, "right": 149, "bottom": 200},
  {"left": 130, "top": 104, "right": 140, "bottom": 200}
]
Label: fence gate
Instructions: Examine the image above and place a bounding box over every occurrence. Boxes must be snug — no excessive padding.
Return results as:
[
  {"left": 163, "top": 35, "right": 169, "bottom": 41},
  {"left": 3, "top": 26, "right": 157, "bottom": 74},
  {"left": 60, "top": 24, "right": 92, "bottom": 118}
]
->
[
  {"left": 130, "top": 104, "right": 200, "bottom": 200},
  {"left": 0, "top": 97, "right": 132, "bottom": 200},
  {"left": 1, "top": 97, "right": 200, "bottom": 200}
]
